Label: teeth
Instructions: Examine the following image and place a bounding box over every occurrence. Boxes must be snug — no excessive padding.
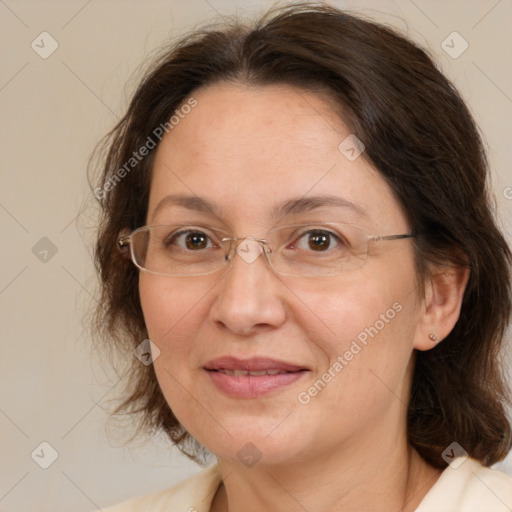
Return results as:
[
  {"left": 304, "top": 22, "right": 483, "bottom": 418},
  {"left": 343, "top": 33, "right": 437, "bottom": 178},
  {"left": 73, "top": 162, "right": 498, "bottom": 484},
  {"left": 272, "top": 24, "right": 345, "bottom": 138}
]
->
[{"left": 218, "top": 369, "right": 288, "bottom": 376}]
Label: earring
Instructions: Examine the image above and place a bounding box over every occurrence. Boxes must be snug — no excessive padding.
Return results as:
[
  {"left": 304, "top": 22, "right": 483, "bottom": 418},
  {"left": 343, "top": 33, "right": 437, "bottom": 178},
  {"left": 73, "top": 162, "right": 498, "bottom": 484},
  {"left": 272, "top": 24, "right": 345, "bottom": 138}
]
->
[{"left": 429, "top": 333, "right": 438, "bottom": 342}]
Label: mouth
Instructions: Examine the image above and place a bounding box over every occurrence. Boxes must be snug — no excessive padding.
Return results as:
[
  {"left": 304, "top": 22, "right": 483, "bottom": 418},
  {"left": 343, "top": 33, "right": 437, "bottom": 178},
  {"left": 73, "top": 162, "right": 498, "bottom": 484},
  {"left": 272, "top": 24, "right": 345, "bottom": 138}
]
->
[
  {"left": 214, "top": 368, "right": 297, "bottom": 376},
  {"left": 203, "top": 357, "right": 309, "bottom": 398},
  {"left": 203, "top": 356, "right": 308, "bottom": 372}
]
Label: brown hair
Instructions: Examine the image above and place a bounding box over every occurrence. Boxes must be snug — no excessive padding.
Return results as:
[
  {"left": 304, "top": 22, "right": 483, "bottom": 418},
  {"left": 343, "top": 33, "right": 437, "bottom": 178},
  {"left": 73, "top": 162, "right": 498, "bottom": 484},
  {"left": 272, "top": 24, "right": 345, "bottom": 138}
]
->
[{"left": 90, "top": 2, "right": 512, "bottom": 467}]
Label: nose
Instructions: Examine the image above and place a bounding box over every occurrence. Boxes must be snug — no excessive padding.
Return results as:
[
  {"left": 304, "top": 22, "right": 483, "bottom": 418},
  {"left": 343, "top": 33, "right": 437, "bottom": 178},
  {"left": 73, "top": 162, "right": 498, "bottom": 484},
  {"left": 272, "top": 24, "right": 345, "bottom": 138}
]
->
[{"left": 209, "top": 241, "right": 287, "bottom": 336}]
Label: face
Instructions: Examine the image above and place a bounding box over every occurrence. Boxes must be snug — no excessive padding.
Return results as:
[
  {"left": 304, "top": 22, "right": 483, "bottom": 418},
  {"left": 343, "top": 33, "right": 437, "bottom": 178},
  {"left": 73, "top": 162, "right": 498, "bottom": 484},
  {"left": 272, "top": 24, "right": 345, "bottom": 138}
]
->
[{"left": 139, "top": 83, "right": 424, "bottom": 467}]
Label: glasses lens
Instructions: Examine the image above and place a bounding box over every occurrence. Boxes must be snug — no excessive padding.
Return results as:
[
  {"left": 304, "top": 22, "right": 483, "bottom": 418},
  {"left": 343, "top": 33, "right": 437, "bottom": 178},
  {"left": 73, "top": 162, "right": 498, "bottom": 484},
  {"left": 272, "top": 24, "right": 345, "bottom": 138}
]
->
[
  {"left": 268, "top": 223, "right": 369, "bottom": 276},
  {"left": 131, "top": 225, "right": 227, "bottom": 276},
  {"left": 129, "top": 223, "right": 370, "bottom": 277}
]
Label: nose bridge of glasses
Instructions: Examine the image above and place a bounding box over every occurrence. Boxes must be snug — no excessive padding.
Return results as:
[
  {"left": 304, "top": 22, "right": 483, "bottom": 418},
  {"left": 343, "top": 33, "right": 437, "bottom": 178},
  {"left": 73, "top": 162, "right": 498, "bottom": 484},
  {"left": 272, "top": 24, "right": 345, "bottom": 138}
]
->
[
  {"left": 221, "top": 236, "right": 271, "bottom": 266},
  {"left": 222, "top": 240, "right": 272, "bottom": 276}
]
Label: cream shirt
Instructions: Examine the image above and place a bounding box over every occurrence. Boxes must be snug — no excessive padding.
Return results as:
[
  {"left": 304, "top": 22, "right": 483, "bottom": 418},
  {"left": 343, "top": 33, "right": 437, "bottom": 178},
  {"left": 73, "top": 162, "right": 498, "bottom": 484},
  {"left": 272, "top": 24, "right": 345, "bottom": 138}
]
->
[{"left": 101, "top": 457, "right": 512, "bottom": 512}]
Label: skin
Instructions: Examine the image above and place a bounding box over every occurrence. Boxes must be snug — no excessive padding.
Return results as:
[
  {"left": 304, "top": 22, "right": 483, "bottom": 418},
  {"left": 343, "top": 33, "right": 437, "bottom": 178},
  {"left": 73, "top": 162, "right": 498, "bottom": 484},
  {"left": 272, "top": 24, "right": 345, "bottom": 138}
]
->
[{"left": 139, "top": 83, "right": 469, "bottom": 512}]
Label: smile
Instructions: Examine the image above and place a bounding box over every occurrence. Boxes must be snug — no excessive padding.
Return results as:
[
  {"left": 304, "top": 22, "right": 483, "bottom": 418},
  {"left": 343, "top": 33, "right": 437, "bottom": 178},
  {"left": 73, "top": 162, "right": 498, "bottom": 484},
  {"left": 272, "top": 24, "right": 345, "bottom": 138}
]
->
[
  {"left": 215, "top": 369, "right": 292, "bottom": 376},
  {"left": 203, "top": 357, "right": 309, "bottom": 398}
]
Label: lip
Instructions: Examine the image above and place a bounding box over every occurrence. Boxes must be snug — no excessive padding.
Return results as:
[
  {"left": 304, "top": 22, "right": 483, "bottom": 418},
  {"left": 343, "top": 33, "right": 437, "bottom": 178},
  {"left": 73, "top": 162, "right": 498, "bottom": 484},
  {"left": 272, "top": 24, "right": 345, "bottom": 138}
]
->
[{"left": 203, "top": 357, "right": 309, "bottom": 399}]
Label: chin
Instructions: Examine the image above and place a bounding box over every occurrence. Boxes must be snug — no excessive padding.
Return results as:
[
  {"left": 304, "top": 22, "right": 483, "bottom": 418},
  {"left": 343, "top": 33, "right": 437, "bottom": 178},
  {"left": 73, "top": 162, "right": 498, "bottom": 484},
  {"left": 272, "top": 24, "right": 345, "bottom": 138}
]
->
[{"left": 190, "top": 415, "right": 313, "bottom": 467}]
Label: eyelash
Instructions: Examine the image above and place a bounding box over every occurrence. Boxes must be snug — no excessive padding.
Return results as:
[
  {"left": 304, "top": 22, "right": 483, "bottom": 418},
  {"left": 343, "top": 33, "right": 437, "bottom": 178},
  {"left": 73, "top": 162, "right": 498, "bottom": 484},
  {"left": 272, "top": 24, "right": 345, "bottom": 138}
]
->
[
  {"left": 289, "top": 228, "right": 345, "bottom": 251},
  {"left": 166, "top": 229, "right": 216, "bottom": 249}
]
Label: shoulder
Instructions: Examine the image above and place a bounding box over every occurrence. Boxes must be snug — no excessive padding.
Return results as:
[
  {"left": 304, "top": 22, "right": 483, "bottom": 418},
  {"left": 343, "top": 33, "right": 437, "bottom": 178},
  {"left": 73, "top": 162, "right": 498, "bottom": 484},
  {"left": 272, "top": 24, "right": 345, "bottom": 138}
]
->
[
  {"left": 100, "top": 463, "right": 222, "bottom": 512},
  {"left": 416, "top": 457, "right": 512, "bottom": 512}
]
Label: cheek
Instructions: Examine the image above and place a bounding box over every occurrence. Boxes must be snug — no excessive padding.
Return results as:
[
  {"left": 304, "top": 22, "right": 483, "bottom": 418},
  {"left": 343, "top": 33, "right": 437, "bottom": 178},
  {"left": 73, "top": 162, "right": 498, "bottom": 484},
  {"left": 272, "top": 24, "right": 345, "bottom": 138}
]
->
[
  {"left": 139, "top": 275, "right": 209, "bottom": 342},
  {"left": 287, "top": 283, "right": 417, "bottom": 444},
  {"left": 138, "top": 272, "right": 233, "bottom": 358},
  {"left": 138, "top": 275, "right": 213, "bottom": 430},
  {"left": 138, "top": 275, "right": 210, "bottom": 388},
  {"left": 288, "top": 272, "right": 402, "bottom": 350},
  {"left": 293, "top": 267, "right": 420, "bottom": 389}
]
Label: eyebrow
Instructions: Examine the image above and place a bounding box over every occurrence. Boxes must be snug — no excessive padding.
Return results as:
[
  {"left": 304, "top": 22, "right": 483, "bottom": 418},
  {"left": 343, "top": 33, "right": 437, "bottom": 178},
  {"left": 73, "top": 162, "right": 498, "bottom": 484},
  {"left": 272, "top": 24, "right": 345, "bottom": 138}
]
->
[{"left": 151, "top": 193, "right": 366, "bottom": 221}]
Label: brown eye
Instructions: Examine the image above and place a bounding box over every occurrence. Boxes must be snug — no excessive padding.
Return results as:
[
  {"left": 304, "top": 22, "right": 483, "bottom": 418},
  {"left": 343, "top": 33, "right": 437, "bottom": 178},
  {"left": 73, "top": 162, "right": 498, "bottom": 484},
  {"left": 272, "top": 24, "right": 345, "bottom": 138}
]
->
[
  {"left": 293, "top": 230, "right": 342, "bottom": 252},
  {"left": 307, "top": 232, "right": 331, "bottom": 251},
  {"left": 185, "top": 232, "right": 209, "bottom": 250},
  {"left": 166, "top": 230, "right": 214, "bottom": 251}
]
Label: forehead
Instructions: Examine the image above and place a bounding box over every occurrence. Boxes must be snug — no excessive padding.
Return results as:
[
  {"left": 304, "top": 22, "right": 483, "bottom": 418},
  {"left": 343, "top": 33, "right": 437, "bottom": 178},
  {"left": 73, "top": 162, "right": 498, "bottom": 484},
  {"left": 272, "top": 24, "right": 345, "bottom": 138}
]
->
[
  {"left": 158, "top": 82, "right": 347, "bottom": 169},
  {"left": 147, "top": 83, "right": 407, "bottom": 232}
]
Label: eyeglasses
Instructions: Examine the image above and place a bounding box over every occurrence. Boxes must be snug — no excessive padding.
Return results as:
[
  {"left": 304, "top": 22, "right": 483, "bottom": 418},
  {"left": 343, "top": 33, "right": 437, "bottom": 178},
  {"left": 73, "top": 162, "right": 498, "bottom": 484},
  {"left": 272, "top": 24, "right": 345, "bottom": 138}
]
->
[{"left": 117, "top": 222, "right": 415, "bottom": 277}]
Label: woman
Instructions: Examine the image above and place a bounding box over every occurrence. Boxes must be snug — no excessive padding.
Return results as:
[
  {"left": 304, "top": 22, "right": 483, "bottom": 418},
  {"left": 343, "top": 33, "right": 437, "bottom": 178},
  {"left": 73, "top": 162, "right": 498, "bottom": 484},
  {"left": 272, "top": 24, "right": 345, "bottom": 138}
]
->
[{"left": 91, "top": 2, "right": 512, "bottom": 511}]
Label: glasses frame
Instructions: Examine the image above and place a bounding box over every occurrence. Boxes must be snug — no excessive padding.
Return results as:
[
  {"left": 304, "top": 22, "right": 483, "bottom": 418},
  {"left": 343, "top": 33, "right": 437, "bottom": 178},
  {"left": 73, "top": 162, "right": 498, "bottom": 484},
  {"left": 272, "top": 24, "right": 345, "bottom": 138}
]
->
[{"left": 117, "top": 222, "right": 415, "bottom": 277}]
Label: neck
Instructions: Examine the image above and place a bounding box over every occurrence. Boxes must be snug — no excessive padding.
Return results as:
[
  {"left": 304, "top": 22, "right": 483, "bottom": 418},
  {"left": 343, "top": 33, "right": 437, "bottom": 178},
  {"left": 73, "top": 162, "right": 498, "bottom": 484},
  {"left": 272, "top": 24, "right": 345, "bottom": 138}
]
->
[{"left": 211, "top": 428, "right": 442, "bottom": 512}]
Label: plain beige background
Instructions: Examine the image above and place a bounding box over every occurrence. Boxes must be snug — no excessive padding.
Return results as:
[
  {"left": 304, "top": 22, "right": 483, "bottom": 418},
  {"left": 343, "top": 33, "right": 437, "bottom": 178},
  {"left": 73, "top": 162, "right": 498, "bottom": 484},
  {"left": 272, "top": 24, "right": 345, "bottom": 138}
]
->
[{"left": 1, "top": 1, "right": 511, "bottom": 511}]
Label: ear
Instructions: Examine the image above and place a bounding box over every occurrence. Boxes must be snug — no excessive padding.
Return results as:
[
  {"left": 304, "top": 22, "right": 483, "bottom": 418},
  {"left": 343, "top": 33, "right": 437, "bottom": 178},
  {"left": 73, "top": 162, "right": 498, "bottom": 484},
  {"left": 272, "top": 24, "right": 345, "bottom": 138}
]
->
[{"left": 413, "top": 263, "right": 470, "bottom": 351}]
